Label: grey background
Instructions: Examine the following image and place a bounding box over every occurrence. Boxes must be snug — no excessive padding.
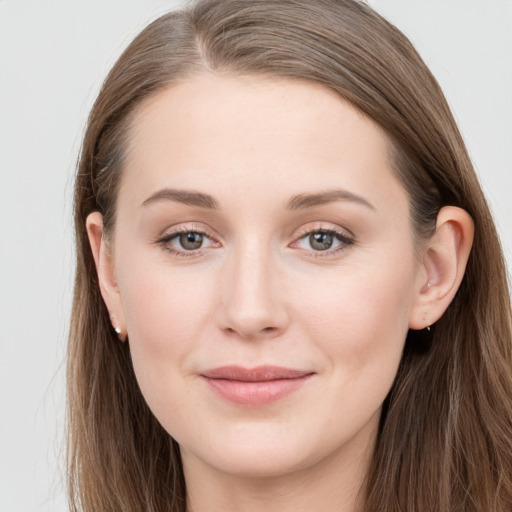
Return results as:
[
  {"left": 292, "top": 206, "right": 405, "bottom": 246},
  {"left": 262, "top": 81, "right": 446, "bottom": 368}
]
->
[{"left": 0, "top": 1, "right": 510, "bottom": 510}]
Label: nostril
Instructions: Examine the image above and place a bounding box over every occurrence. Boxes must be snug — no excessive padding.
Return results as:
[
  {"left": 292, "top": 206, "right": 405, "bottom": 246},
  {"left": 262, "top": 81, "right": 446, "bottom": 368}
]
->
[{"left": 222, "top": 324, "right": 280, "bottom": 339}]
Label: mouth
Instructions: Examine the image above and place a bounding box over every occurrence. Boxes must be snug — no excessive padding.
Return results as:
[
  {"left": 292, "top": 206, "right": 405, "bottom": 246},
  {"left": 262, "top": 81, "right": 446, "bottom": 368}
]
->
[{"left": 200, "top": 365, "right": 314, "bottom": 406}]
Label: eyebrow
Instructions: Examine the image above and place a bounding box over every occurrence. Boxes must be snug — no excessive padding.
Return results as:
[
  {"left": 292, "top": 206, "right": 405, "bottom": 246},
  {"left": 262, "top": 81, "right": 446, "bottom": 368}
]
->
[
  {"left": 141, "top": 187, "right": 375, "bottom": 211},
  {"left": 287, "top": 188, "right": 375, "bottom": 211},
  {"left": 141, "top": 188, "right": 220, "bottom": 209}
]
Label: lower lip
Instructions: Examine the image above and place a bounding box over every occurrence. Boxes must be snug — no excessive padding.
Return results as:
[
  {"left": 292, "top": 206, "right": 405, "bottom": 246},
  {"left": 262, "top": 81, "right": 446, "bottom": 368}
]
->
[{"left": 203, "top": 375, "right": 312, "bottom": 407}]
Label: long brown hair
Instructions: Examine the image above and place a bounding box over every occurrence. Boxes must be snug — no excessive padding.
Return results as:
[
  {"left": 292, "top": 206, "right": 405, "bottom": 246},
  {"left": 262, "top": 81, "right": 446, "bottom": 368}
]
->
[{"left": 68, "top": 1, "right": 512, "bottom": 510}]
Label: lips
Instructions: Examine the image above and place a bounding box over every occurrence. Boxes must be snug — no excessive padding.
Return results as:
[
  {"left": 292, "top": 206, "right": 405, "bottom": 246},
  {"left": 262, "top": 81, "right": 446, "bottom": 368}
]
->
[{"left": 200, "top": 365, "right": 314, "bottom": 406}]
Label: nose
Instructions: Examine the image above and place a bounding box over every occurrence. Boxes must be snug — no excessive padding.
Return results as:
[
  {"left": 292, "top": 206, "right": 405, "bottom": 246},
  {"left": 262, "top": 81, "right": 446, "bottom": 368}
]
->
[{"left": 216, "top": 242, "right": 289, "bottom": 340}]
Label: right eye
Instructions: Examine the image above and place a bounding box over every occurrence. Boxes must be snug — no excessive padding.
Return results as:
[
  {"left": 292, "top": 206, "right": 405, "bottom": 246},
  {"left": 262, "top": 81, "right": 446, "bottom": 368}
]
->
[{"left": 156, "top": 228, "right": 220, "bottom": 257}]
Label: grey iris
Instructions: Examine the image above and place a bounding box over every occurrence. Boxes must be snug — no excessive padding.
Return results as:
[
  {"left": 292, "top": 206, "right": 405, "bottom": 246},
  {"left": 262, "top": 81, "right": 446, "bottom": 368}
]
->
[
  {"left": 309, "top": 232, "right": 333, "bottom": 250},
  {"left": 180, "top": 232, "right": 203, "bottom": 250}
]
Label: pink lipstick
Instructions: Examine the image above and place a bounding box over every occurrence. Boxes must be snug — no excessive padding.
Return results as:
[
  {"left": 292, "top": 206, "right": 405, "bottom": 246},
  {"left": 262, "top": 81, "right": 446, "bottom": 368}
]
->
[{"left": 200, "top": 365, "right": 313, "bottom": 406}]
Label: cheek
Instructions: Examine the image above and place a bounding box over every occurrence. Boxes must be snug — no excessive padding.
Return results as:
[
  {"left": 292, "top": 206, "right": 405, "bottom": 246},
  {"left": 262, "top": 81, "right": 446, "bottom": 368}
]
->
[
  {"left": 119, "top": 250, "right": 217, "bottom": 335},
  {"left": 287, "top": 261, "right": 415, "bottom": 444},
  {"left": 117, "top": 262, "right": 216, "bottom": 395},
  {"left": 293, "top": 254, "right": 415, "bottom": 380}
]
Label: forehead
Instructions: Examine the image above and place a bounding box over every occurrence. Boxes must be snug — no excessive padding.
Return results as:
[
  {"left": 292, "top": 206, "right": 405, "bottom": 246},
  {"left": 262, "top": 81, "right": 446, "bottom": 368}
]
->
[{"left": 120, "top": 72, "right": 405, "bottom": 212}]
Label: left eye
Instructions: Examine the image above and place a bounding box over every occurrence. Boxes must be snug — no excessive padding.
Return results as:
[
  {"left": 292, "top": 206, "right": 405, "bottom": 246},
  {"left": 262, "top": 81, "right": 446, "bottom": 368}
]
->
[
  {"left": 176, "top": 232, "right": 206, "bottom": 250},
  {"left": 308, "top": 232, "right": 336, "bottom": 251},
  {"left": 294, "top": 229, "right": 352, "bottom": 252}
]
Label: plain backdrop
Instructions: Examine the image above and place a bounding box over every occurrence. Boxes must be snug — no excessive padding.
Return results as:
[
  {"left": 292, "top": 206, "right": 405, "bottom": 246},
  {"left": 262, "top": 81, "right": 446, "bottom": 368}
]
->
[{"left": 0, "top": 1, "right": 510, "bottom": 510}]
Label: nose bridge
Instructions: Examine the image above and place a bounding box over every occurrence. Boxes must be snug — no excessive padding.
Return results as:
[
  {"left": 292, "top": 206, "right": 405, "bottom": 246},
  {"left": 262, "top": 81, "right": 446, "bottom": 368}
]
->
[{"left": 217, "top": 236, "right": 287, "bottom": 338}]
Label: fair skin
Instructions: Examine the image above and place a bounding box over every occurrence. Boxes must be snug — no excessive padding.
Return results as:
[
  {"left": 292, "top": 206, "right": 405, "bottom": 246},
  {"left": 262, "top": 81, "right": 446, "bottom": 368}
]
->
[{"left": 87, "top": 73, "right": 473, "bottom": 512}]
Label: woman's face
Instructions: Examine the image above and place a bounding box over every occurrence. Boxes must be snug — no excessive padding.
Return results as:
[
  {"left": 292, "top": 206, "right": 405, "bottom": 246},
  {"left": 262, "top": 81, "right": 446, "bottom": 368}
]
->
[{"left": 102, "top": 74, "right": 427, "bottom": 479}]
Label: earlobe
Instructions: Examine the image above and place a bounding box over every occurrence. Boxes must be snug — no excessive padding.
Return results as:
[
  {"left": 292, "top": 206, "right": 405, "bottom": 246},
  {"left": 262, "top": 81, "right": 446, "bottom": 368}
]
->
[
  {"left": 409, "top": 206, "right": 474, "bottom": 330},
  {"left": 85, "top": 212, "right": 127, "bottom": 340}
]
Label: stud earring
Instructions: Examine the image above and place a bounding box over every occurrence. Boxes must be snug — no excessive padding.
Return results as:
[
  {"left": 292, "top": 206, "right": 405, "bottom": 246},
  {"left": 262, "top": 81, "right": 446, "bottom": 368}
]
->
[
  {"left": 117, "top": 330, "right": 127, "bottom": 342},
  {"left": 109, "top": 314, "right": 127, "bottom": 342}
]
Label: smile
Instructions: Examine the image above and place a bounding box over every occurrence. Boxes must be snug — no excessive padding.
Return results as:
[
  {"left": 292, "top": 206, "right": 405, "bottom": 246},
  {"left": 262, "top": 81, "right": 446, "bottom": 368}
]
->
[{"left": 200, "top": 365, "right": 314, "bottom": 407}]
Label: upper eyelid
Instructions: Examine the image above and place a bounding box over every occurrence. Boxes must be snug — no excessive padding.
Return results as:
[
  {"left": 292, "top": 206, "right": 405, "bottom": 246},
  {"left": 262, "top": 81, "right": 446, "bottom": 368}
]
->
[
  {"left": 294, "top": 223, "right": 354, "bottom": 240},
  {"left": 157, "top": 224, "right": 351, "bottom": 238},
  {"left": 292, "top": 228, "right": 354, "bottom": 246},
  {"left": 158, "top": 223, "right": 216, "bottom": 239}
]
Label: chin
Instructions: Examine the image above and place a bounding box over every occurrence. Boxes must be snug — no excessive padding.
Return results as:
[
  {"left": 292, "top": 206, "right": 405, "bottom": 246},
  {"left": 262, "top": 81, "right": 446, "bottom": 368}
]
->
[
  {"left": 180, "top": 424, "right": 344, "bottom": 480},
  {"left": 202, "top": 446, "right": 314, "bottom": 479}
]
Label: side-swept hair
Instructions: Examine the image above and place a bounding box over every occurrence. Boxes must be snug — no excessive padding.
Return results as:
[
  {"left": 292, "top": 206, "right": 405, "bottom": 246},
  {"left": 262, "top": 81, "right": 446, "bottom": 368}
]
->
[{"left": 68, "top": 1, "right": 512, "bottom": 510}]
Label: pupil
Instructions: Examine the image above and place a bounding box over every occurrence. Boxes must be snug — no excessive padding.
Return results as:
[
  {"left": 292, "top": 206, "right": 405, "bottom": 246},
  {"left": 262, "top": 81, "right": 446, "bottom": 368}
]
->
[
  {"left": 180, "top": 232, "right": 203, "bottom": 250},
  {"left": 310, "top": 232, "right": 333, "bottom": 251}
]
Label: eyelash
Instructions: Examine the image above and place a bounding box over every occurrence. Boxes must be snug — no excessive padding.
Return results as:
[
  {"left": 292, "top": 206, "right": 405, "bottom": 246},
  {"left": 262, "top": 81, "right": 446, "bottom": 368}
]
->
[
  {"left": 293, "top": 226, "right": 355, "bottom": 258},
  {"left": 155, "top": 226, "right": 219, "bottom": 257},
  {"left": 155, "top": 225, "right": 355, "bottom": 258}
]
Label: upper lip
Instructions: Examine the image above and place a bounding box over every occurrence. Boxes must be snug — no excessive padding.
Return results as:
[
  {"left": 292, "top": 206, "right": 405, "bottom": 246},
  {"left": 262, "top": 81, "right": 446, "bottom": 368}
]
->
[{"left": 201, "top": 365, "right": 314, "bottom": 382}]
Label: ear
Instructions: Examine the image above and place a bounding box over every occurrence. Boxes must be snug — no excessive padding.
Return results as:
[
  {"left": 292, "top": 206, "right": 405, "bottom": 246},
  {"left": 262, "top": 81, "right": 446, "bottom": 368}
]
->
[
  {"left": 86, "top": 211, "right": 127, "bottom": 341},
  {"left": 409, "top": 206, "right": 474, "bottom": 329}
]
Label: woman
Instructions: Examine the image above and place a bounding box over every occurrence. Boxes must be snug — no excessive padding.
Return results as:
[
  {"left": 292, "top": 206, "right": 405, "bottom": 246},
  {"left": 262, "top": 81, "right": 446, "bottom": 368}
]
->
[{"left": 68, "top": 0, "right": 512, "bottom": 510}]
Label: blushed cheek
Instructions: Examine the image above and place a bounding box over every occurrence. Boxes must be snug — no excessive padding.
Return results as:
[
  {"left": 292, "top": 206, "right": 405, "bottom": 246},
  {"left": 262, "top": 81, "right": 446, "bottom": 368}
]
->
[
  {"left": 118, "top": 272, "right": 206, "bottom": 423},
  {"left": 299, "top": 268, "right": 413, "bottom": 373},
  {"left": 119, "top": 268, "right": 214, "bottom": 367}
]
